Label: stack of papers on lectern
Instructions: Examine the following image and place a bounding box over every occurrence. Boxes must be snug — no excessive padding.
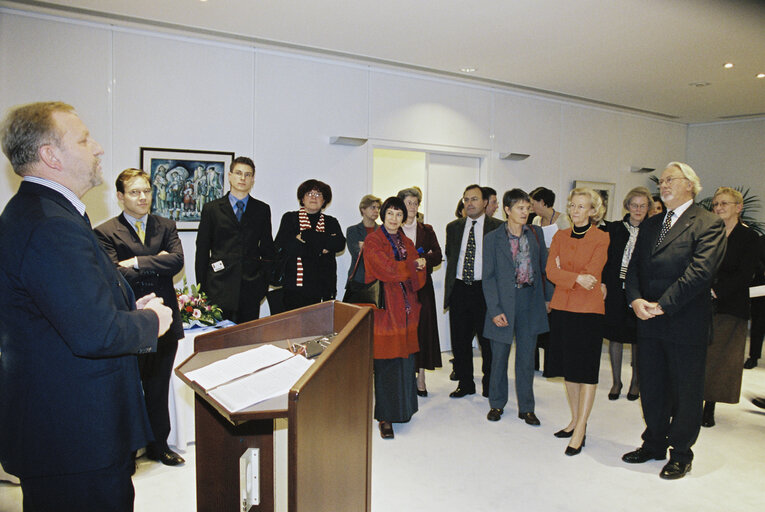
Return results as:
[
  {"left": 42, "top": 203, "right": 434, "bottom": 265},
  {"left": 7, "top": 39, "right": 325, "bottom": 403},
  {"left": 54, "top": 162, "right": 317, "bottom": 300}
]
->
[{"left": 185, "top": 344, "right": 314, "bottom": 412}]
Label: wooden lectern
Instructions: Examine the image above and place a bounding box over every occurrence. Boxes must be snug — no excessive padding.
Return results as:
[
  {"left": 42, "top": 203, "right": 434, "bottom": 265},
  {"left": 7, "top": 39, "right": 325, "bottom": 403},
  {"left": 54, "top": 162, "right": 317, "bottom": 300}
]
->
[{"left": 175, "top": 301, "right": 374, "bottom": 512}]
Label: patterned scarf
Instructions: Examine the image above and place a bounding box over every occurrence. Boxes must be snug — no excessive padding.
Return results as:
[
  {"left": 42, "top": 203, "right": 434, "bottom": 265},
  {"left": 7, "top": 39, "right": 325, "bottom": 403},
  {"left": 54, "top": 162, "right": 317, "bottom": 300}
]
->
[
  {"left": 382, "top": 228, "right": 412, "bottom": 314},
  {"left": 296, "top": 207, "right": 325, "bottom": 287},
  {"left": 619, "top": 220, "right": 640, "bottom": 281}
]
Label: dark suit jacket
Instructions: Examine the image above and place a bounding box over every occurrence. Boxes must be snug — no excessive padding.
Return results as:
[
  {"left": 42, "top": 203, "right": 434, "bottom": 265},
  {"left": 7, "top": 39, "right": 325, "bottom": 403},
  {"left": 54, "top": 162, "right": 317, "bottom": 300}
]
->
[
  {"left": 444, "top": 215, "right": 503, "bottom": 306},
  {"left": 711, "top": 221, "right": 759, "bottom": 319},
  {"left": 195, "top": 193, "right": 275, "bottom": 315},
  {"left": 482, "top": 224, "right": 553, "bottom": 343},
  {"left": 625, "top": 203, "right": 726, "bottom": 345},
  {"left": 94, "top": 213, "right": 185, "bottom": 341},
  {"left": 0, "top": 181, "right": 159, "bottom": 478}
]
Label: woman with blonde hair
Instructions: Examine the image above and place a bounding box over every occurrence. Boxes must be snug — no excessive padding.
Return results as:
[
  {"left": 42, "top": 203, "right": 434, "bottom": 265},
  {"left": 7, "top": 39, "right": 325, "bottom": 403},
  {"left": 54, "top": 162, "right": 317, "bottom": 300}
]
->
[
  {"left": 602, "top": 187, "right": 653, "bottom": 401},
  {"left": 544, "top": 187, "right": 609, "bottom": 455},
  {"left": 702, "top": 187, "right": 759, "bottom": 427}
]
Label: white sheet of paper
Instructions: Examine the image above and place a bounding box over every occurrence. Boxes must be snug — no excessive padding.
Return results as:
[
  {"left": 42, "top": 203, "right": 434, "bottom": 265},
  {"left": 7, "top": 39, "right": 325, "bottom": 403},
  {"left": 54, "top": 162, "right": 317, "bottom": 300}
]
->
[
  {"left": 541, "top": 223, "right": 558, "bottom": 247},
  {"left": 185, "top": 344, "right": 294, "bottom": 390},
  {"left": 208, "top": 355, "right": 315, "bottom": 412},
  {"left": 750, "top": 285, "right": 765, "bottom": 298}
]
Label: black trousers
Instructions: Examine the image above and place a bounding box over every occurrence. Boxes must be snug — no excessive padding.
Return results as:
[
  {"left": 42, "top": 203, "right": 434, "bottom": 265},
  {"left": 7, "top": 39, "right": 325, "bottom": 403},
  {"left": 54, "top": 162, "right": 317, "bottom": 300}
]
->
[
  {"left": 637, "top": 336, "right": 707, "bottom": 464},
  {"left": 138, "top": 330, "right": 178, "bottom": 453},
  {"left": 20, "top": 451, "right": 135, "bottom": 512},
  {"left": 449, "top": 279, "right": 492, "bottom": 392},
  {"left": 749, "top": 296, "right": 765, "bottom": 359}
]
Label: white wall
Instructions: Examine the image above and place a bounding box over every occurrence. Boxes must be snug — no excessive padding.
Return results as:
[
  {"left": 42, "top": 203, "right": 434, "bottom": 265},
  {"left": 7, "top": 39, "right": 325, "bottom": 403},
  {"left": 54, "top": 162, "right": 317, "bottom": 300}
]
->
[
  {"left": 687, "top": 119, "right": 765, "bottom": 221},
  {"left": 1, "top": 7, "right": 708, "bottom": 304}
]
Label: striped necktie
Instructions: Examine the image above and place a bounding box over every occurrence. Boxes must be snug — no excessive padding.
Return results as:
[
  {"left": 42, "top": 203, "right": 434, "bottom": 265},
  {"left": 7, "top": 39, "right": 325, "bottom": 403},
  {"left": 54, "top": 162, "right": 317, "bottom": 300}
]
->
[{"left": 655, "top": 210, "right": 674, "bottom": 247}]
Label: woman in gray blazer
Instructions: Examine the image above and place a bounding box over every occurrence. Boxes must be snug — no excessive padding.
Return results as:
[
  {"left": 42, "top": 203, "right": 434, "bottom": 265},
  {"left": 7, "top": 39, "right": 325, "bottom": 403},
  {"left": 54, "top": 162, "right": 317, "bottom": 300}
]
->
[
  {"left": 482, "top": 189, "right": 553, "bottom": 426},
  {"left": 345, "top": 194, "right": 381, "bottom": 285}
]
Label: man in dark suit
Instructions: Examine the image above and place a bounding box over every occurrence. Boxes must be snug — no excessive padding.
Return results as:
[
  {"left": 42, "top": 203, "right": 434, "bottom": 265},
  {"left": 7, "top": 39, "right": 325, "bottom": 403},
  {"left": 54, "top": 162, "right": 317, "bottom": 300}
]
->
[
  {"left": 622, "top": 162, "right": 726, "bottom": 480},
  {"left": 195, "top": 156, "right": 275, "bottom": 323},
  {"left": 0, "top": 102, "right": 173, "bottom": 510},
  {"left": 444, "top": 184, "right": 504, "bottom": 398},
  {"left": 95, "top": 168, "right": 186, "bottom": 467}
]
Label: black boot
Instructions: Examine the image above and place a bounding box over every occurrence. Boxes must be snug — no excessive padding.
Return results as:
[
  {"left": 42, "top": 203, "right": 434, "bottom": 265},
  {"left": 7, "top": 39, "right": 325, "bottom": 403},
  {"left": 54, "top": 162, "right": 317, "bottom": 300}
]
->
[{"left": 701, "top": 401, "right": 716, "bottom": 428}]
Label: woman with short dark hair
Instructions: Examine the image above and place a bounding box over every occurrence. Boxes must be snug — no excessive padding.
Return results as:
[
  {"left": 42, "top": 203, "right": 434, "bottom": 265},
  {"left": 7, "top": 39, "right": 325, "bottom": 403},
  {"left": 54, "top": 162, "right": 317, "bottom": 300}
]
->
[
  {"left": 275, "top": 179, "right": 345, "bottom": 311},
  {"left": 364, "top": 196, "right": 427, "bottom": 439}
]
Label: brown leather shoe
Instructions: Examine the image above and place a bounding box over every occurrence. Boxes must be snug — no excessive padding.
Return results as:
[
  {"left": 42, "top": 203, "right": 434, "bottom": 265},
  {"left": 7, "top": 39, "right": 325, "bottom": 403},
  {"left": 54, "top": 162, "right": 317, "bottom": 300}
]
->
[{"left": 379, "top": 421, "right": 394, "bottom": 439}]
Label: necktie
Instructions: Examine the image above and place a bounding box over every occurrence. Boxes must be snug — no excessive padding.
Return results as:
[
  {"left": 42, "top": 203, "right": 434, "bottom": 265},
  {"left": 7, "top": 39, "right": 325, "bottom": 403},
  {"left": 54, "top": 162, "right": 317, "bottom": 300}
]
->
[
  {"left": 462, "top": 220, "right": 477, "bottom": 283},
  {"left": 135, "top": 220, "right": 145, "bottom": 243},
  {"left": 236, "top": 200, "right": 245, "bottom": 222},
  {"left": 656, "top": 210, "right": 674, "bottom": 247}
]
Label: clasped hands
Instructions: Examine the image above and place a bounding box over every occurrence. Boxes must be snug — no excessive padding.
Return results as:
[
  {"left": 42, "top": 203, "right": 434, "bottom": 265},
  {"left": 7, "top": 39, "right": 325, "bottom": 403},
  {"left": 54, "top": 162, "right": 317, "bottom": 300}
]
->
[
  {"left": 631, "top": 298, "right": 664, "bottom": 320},
  {"left": 136, "top": 292, "right": 173, "bottom": 336}
]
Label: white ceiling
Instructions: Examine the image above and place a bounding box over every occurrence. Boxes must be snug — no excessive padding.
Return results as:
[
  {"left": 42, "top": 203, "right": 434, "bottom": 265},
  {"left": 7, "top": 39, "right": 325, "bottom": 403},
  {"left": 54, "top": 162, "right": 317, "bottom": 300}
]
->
[{"left": 5, "top": 0, "right": 765, "bottom": 123}]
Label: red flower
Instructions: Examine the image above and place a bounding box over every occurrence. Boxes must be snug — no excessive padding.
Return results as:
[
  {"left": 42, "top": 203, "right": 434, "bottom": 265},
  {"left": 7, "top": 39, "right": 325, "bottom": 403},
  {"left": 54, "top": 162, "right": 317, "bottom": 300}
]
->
[{"left": 185, "top": 305, "right": 193, "bottom": 313}]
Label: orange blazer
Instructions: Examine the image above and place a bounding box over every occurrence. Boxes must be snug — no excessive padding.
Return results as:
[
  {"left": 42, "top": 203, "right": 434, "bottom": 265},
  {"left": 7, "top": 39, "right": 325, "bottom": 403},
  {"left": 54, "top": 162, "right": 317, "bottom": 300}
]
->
[{"left": 546, "top": 226, "right": 609, "bottom": 314}]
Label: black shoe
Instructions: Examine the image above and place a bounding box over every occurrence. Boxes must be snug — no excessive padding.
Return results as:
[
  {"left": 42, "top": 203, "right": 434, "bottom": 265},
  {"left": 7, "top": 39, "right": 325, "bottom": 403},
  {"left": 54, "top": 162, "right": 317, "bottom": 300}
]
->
[
  {"left": 752, "top": 397, "right": 765, "bottom": 409},
  {"left": 449, "top": 386, "right": 476, "bottom": 398},
  {"left": 744, "top": 357, "right": 758, "bottom": 369},
  {"left": 146, "top": 448, "right": 185, "bottom": 466},
  {"left": 554, "top": 428, "right": 574, "bottom": 438},
  {"left": 449, "top": 370, "right": 458, "bottom": 381},
  {"left": 659, "top": 460, "right": 691, "bottom": 480},
  {"left": 417, "top": 389, "right": 428, "bottom": 397},
  {"left": 565, "top": 436, "right": 585, "bottom": 456},
  {"left": 379, "top": 421, "right": 394, "bottom": 439},
  {"left": 518, "top": 412, "right": 541, "bottom": 426},
  {"left": 608, "top": 384, "right": 622, "bottom": 400},
  {"left": 487, "top": 408, "right": 503, "bottom": 421},
  {"left": 702, "top": 402, "right": 715, "bottom": 428},
  {"left": 626, "top": 391, "right": 640, "bottom": 401},
  {"left": 622, "top": 447, "right": 666, "bottom": 464}
]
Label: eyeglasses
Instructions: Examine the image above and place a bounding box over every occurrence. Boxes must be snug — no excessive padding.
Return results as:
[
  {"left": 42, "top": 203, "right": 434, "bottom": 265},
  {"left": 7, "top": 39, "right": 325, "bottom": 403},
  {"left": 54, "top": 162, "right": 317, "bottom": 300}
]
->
[
  {"left": 628, "top": 203, "right": 649, "bottom": 210},
  {"left": 712, "top": 201, "right": 737, "bottom": 208},
  {"left": 657, "top": 176, "right": 687, "bottom": 187},
  {"left": 125, "top": 189, "right": 151, "bottom": 198},
  {"left": 306, "top": 191, "right": 323, "bottom": 198},
  {"left": 231, "top": 170, "right": 254, "bottom": 179},
  {"left": 567, "top": 203, "right": 590, "bottom": 211}
]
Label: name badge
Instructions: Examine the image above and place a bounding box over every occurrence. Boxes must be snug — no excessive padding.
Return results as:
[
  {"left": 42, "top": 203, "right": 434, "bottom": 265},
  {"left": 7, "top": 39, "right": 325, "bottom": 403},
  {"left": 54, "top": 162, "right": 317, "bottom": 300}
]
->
[{"left": 212, "top": 260, "right": 225, "bottom": 272}]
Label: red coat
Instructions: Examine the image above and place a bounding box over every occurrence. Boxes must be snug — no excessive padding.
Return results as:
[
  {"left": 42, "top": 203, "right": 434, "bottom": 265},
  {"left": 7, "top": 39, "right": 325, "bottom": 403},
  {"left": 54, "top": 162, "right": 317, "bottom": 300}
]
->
[{"left": 364, "top": 228, "right": 426, "bottom": 359}]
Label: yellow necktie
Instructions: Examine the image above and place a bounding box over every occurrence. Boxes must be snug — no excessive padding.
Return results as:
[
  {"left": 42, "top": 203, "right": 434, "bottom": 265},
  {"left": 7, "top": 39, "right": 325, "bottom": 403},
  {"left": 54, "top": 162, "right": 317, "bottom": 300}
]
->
[{"left": 135, "top": 220, "right": 145, "bottom": 244}]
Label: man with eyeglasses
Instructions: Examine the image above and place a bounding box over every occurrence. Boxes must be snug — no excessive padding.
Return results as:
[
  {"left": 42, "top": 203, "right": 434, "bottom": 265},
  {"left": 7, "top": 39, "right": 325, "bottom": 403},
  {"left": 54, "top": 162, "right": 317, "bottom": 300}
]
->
[
  {"left": 444, "top": 184, "right": 504, "bottom": 399},
  {"left": 622, "top": 162, "right": 726, "bottom": 480},
  {"left": 195, "top": 156, "right": 275, "bottom": 323},
  {"left": 95, "top": 168, "right": 186, "bottom": 467}
]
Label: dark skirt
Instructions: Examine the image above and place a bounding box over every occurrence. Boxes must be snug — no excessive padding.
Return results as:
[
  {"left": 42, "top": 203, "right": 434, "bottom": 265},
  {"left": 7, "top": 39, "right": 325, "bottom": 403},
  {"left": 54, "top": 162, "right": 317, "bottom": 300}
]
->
[
  {"left": 544, "top": 310, "right": 604, "bottom": 384},
  {"left": 374, "top": 353, "right": 418, "bottom": 422},
  {"left": 603, "top": 281, "right": 637, "bottom": 344},
  {"left": 416, "top": 277, "right": 442, "bottom": 370},
  {"left": 704, "top": 313, "right": 747, "bottom": 403}
]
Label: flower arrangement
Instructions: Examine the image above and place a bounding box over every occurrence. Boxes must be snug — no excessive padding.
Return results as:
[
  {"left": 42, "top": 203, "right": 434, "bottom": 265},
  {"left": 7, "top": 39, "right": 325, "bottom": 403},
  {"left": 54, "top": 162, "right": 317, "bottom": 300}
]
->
[{"left": 176, "top": 277, "right": 223, "bottom": 328}]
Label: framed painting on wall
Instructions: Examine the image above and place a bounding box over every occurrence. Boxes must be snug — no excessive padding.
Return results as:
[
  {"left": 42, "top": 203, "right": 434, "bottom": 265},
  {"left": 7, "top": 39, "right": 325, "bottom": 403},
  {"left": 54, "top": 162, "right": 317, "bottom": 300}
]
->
[
  {"left": 140, "top": 147, "right": 234, "bottom": 230},
  {"left": 574, "top": 180, "right": 617, "bottom": 221}
]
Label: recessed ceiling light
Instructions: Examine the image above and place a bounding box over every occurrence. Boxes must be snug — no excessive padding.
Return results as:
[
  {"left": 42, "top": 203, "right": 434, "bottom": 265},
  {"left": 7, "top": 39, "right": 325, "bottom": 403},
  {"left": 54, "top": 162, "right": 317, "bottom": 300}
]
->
[
  {"left": 757, "top": 73, "right": 765, "bottom": 79},
  {"left": 460, "top": 67, "right": 477, "bottom": 73},
  {"left": 723, "top": 62, "right": 734, "bottom": 69},
  {"left": 689, "top": 81, "right": 711, "bottom": 87}
]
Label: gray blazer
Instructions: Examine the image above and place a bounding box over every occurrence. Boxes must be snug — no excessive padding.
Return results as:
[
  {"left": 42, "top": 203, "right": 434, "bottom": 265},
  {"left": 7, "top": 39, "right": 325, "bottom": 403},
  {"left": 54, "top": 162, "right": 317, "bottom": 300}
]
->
[
  {"left": 345, "top": 221, "right": 378, "bottom": 284},
  {"left": 482, "top": 224, "right": 554, "bottom": 343}
]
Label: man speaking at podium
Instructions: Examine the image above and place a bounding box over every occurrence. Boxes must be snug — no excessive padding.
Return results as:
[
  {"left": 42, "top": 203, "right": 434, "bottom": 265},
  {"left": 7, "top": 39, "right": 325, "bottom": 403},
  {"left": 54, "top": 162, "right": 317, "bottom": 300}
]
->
[{"left": 0, "top": 102, "right": 173, "bottom": 511}]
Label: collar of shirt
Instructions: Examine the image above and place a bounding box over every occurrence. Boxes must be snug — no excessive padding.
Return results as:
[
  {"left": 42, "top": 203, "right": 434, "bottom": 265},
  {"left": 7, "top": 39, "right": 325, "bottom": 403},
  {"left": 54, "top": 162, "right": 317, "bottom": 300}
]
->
[
  {"left": 229, "top": 193, "right": 249, "bottom": 212},
  {"left": 24, "top": 176, "right": 86, "bottom": 216},
  {"left": 667, "top": 198, "right": 693, "bottom": 228},
  {"left": 505, "top": 223, "right": 529, "bottom": 240},
  {"left": 122, "top": 212, "right": 149, "bottom": 234}
]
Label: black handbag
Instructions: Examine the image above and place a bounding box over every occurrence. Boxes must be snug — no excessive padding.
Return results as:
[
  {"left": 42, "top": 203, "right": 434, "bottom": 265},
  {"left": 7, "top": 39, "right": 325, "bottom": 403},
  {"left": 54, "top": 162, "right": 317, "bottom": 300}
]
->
[{"left": 342, "top": 248, "right": 385, "bottom": 309}]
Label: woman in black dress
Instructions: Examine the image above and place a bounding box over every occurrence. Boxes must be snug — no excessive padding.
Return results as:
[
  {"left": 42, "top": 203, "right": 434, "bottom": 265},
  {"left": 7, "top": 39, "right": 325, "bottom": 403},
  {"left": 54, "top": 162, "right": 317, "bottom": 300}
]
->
[
  {"left": 602, "top": 187, "right": 653, "bottom": 401},
  {"left": 397, "top": 187, "right": 443, "bottom": 396}
]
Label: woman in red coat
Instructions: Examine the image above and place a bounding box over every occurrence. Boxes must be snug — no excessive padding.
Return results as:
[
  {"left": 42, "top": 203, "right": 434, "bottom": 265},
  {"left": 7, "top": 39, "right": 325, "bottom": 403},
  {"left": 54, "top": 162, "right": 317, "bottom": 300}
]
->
[{"left": 364, "top": 196, "right": 427, "bottom": 439}]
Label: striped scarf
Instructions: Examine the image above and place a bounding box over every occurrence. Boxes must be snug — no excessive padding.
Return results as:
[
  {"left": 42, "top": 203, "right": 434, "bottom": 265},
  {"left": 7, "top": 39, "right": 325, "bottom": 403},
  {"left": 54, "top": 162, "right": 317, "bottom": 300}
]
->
[{"left": 296, "top": 207, "right": 325, "bottom": 287}]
